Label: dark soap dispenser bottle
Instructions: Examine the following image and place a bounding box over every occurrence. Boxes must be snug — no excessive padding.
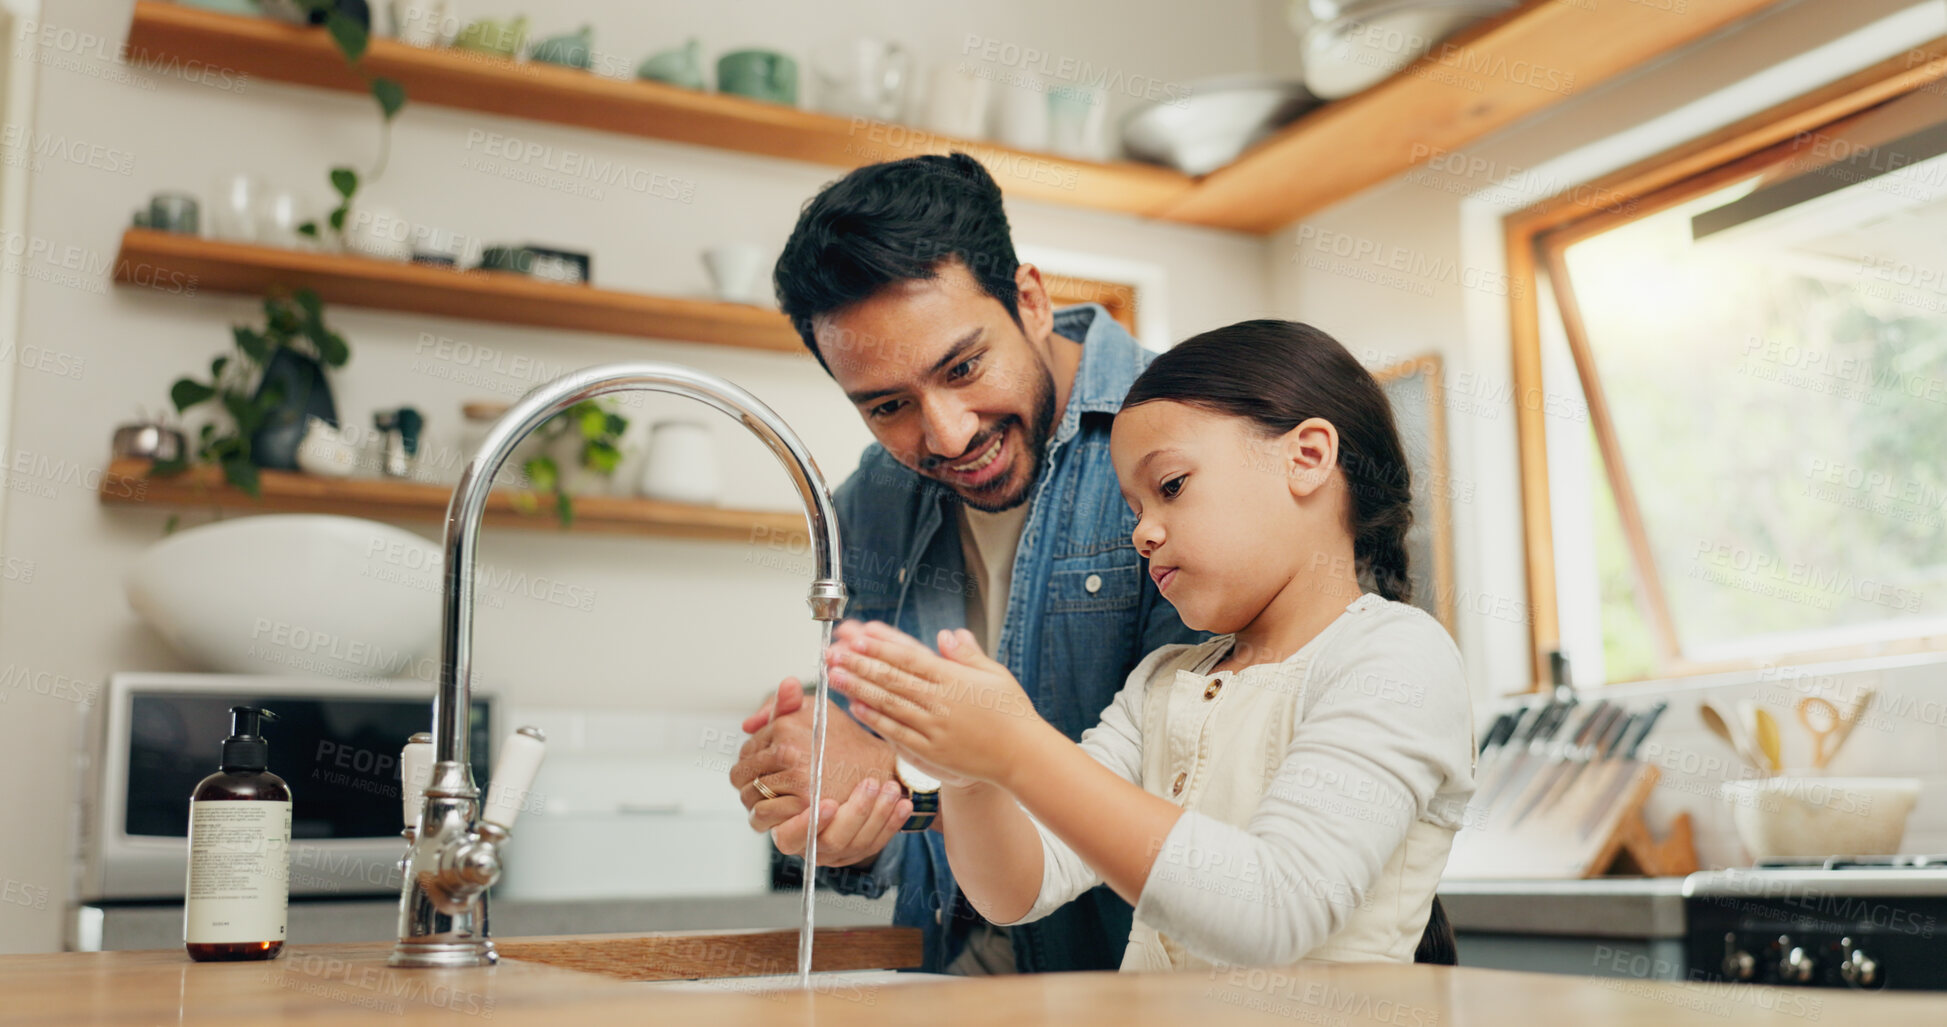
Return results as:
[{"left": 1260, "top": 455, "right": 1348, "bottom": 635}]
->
[{"left": 184, "top": 706, "right": 292, "bottom": 962}]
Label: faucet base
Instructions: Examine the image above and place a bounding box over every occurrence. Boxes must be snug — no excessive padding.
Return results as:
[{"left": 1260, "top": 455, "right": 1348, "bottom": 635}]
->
[{"left": 388, "top": 938, "right": 498, "bottom": 968}]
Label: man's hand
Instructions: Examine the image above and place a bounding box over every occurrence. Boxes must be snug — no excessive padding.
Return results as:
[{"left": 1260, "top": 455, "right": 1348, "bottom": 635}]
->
[
  {"left": 770, "top": 776, "right": 911, "bottom": 872},
  {"left": 729, "top": 676, "right": 900, "bottom": 866}
]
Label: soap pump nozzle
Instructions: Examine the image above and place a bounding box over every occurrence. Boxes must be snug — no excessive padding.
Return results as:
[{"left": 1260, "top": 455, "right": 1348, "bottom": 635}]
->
[{"left": 221, "top": 705, "right": 277, "bottom": 772}]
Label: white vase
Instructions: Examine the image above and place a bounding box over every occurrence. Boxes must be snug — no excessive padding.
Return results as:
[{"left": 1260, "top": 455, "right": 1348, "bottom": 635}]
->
[
  {"left": 639, "top": 420, "right": 721, "bottom": 505},
  {"left": 923, "top": 63, "right": 992, "bottom": 139},
  {"left": 994, "top": 73, "right": 1048, "bottom": 151},
  {"left": 702, "top": 243, "right": 768, "bottom": 304}
]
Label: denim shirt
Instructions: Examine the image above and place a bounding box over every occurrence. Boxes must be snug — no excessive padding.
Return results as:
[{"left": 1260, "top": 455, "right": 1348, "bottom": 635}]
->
[{"left": 811, "top": 304, "right": 1206, "bottom": 973}]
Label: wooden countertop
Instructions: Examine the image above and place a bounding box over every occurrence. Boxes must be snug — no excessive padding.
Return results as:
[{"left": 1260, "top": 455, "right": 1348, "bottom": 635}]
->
[{"left": 4, "top": 937, "right": 1941, "bottom": 1024}]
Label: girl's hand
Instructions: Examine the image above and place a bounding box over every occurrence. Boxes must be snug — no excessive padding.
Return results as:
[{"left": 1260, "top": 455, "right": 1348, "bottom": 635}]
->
[{"left": 826, "top": 621, "right": 1047, "bottom": 788}]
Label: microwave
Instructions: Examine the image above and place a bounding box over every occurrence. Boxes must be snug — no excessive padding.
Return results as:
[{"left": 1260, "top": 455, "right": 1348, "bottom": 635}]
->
[{"left": 79, "top": 673, "right": 492, "bottom": 901}]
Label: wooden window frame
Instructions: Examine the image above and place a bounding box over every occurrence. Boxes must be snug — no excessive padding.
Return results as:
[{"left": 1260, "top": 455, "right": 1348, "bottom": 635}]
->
[
  {"left": 1373, "top": 356, "right": 1458, "bottom": 638},
  {"left": 1043, "top": 273, "right": 1139, "bottom": 333},
  {"left": 1505, "top": 37, "right": 1947, "bottom": 689}
]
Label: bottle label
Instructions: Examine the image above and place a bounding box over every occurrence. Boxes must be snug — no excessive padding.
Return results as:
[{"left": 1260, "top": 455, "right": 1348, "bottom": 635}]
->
[{"left": 183, "top": 800, "right": 291, "bottom": 945}]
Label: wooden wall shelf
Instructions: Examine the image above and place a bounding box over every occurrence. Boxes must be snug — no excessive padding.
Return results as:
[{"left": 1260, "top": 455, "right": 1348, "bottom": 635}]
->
[
  {"left": 99, "top": 459, "right": 812, "bottom": 545},
  {"left": 113, "top": 229, "right": 802, "bottom": 353},
  {"left": 123, "top": 2, "right": 1788, "bottom": 235},
  {"left": 124, "top": 1, "right": 1192, "bottom": 219},
  {"left": 1159, "top": 0, "right": 1789, "bottom": 232}
]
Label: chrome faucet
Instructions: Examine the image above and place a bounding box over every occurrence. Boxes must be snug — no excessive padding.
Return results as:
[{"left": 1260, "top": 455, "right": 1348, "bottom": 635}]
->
[{"left": 390, "top": 362, "right": 846, "bottom": 968}]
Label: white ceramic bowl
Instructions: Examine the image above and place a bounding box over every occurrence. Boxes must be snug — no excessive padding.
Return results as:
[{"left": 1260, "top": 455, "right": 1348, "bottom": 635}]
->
[
  {"left": 1301, "top": 0, "right": 1516, "bottom": 101},
  {"left": 125, "top": 514, "right": 441, "bottom": 679},
  {"left": 1120, "top": 77, "right": 1316, "bottom": 176},
  {"left": 1721, "top": 777, "right": 1921, "bottom": 862}
]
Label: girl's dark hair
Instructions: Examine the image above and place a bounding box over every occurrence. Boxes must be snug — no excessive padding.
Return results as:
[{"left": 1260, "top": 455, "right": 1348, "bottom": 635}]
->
[
  {"left": 1122, "top": 319, "right": 1415, "bottom": 603},
  {"left": 1415, "top": 896, "right": 1458, "bottom": 965}
]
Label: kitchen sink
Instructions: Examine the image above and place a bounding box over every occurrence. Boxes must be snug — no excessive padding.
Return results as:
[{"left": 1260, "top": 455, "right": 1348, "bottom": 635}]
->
[
  {"left": 640, "top": 969, "right": 957, "bottom": 994},
  {"left": 494, "top": 926, "right": 925, "bottom": 983}
]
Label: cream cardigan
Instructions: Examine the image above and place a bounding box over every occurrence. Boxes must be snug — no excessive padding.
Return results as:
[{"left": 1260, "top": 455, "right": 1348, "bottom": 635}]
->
[{"left": 990, "top": 593, "right": 1476, "bottom": 971}]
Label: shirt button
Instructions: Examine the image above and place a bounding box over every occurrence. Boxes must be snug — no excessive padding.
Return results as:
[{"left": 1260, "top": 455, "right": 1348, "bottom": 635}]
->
[
  {"left": 1170, "top": 771, "right": 1186, "bottom": 796},
  {"left": 1203, "top": 679, "right": 1222, "bottom": 701},
  {"left": 898, "top": 567, "right": 907, "bottom": 583},
  {"left": 1084, "top": 573, "right": 1102, "bottom": 594}
]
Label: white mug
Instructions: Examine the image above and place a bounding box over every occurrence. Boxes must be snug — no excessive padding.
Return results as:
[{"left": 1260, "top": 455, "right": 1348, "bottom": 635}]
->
[
  {"left": 210, "top": 173, "right": 263, "bottom": 244},
  {"left": 295, "top": 417, "right": 361, "bottom": 478},
  {"left": 923, "top": 63, "right": 992, "bottom": 139},
  {"left": 342, "top": 204, "right": 414, "bottom": 261},
  {"left": 1046, "top": 81, "right": 1109, "bottom": 160},
  {"left": 639, "top": 421, "right": 721, "bottom": 506},
  {"left": 258, "top": 189, "right": 312, "bottom": 250},
  {"left": 391, "top": 0, "right": 457, "bottom": 47},
  {"left": 811, "top": 38, "right": 911, "bottom": 121},
  {"left": 993, "top": 73, "right": 1048, "bottom": 151},
  {"left": 702, "top": 243, "right": 768, "bottom": 305}
]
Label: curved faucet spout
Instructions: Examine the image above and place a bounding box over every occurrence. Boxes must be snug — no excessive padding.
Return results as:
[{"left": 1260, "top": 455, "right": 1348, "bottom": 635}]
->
[
  {"left": 432, "top": 362, "right": 847, "bottom": 768},
  {"left": 392, "top": 361, "right": 846, "bottom": 969}
]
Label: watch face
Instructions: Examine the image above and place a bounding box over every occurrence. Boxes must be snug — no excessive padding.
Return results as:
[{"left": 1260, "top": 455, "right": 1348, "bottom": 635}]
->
[{"left": 895, "top": 756, "right": 941, "bottom": 793}]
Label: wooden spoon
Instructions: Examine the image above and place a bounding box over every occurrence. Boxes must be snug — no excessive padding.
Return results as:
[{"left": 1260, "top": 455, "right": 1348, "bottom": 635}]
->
[
  {"left": 1741, "top": 700, "right": 1783, "bottom": 773},
  {"left": 1701, "top": 702, "right": 1766, "bottom": 773},
  {"left": 1821, "top": 687, "right": 1875, "bottom": 768}
]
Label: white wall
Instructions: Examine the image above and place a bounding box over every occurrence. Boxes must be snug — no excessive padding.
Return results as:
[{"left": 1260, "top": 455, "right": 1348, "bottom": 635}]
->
[
  {"left": 0, "top": 0, "right": 1273, "bottom": 952},
  {"left": 1269, "top": 0, "right": 1947, "bottom": 866}
]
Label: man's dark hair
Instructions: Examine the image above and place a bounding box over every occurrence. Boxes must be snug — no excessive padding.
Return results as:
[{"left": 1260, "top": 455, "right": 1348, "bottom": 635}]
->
[{"left": 773, "top": 153, "right": 1021, "bottom": 371}]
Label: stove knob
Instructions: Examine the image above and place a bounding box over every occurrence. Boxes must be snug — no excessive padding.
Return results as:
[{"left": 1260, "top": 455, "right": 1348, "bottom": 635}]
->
[
  {"left": 1838, "top": 937, "right": 1879, "bottom": 989},
  {"left": 1720, "top": 933, "right": 1756, "bottom": 982},
  {"left": 1776, "top": 936, "right": 1816, "bottom": 984}
]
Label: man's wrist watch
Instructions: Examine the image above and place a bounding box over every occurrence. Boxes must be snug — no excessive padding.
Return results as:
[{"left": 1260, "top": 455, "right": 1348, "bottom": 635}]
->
[{"left": 894, "top": 757, "right": 941, "bottom": 833}]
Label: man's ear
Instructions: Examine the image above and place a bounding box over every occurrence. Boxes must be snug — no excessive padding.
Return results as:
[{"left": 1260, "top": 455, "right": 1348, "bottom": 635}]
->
[
  {"left": 1014, "top": 263, "right": 1055, "bottom": 343},
  {"left": 1281, "top": 418, "right": 1339, "bottom": 499}
]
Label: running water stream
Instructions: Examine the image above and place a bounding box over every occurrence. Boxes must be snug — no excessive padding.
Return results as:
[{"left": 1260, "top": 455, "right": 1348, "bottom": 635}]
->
[{"left": 795, "top": 621, "right": 836, "bottom": 987}]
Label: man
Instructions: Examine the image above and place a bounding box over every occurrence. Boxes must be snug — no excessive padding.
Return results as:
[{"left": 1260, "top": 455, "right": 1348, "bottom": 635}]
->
[{"left": 729, "top": 152, "right": 1201, "bottom": 975}]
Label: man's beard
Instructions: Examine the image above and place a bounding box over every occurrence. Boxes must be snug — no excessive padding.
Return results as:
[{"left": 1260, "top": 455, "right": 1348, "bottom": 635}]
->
[{"left": 953, "top": 360, "right": 1058, "bottom": 514}]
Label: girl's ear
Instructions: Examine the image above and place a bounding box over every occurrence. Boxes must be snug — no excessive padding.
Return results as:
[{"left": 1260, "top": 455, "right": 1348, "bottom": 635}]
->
[{"left": 1281, "top": 417, "right": 1339, "bottom": 499}]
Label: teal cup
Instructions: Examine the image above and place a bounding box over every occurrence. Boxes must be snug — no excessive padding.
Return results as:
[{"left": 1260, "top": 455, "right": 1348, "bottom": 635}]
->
[
  {"left": 637, "top": 39, "right": 705, "bottom": 90},
  {"left": 530, "top": 25, "right": 594, "bottom": 70},
  {"left": 716, "top": 49, "right": 798, "bottom": 105}
]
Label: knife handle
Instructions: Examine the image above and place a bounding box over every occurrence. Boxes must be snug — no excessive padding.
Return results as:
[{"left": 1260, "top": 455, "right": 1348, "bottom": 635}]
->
[
  {"left": 1622, "top": 701, "right": 1669, "bottom": 760},
  {"left": 1595, "top": 710, "right": 1635, "bottom": 760},
  {"left": 1576, "top": 703, "right": 1623, "bottom": 756},
  {"left": 1479, "top": 712, "right": 1517, "bottom": 755},
  {"left": 1536, "top": 696, "right": 1582, "bottom": 746}
]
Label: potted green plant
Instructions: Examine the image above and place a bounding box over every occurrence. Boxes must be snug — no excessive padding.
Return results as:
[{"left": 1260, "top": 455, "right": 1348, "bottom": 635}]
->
[
  {"left": 517, "top": 399, "right": 628, "bottom": 527},
  {"left": 153, "top": 288, "right": 351, "bottom": 496}
]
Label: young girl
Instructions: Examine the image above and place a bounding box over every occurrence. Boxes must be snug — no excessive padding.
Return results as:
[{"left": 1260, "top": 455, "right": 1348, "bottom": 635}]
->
[{"left": 825, "top": 319, "right": 1475, "bottom": 972}]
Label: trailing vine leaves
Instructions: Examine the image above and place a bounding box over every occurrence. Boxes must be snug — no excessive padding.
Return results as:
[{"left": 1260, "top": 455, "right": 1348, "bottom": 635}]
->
[
  {"left": 516, "top": 401, "right": 628, "bottom": 528},
  {"left": 154, "top": 288, "right": 351, "bottom": 498},
  {"left": 289, "top": 1, "right": 407, "bottom": 242}
]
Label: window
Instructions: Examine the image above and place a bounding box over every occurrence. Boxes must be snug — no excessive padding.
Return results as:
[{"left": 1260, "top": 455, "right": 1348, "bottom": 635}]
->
[{"left": 1509, "top": 46, "right": 1947, "bottom": 686}]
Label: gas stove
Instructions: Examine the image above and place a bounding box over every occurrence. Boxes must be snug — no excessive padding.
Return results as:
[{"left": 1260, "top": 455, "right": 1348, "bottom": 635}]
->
[{"left": 1683, "top": 856, "right": 1947, "bottom": 990}]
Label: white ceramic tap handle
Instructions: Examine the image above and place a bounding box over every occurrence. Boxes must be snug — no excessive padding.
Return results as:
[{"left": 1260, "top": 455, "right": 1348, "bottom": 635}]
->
[
  {"left": 482, "top": 727, "right": 547, "bottom": 832},
  {"left": 401, "top": 733, "right": 433, "bottom": 829}
]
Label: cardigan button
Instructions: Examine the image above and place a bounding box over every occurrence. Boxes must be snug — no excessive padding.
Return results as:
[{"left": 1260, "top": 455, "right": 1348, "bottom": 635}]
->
[
  {"left": 1170, "top": 771, "right": 1186, "bottom": 796},
  {"left": 1084, "top": 573, "right": 1102, "bottom": 594},
  {"left": 1203, "top": 679, "right": 1222, "bottom": 701}
]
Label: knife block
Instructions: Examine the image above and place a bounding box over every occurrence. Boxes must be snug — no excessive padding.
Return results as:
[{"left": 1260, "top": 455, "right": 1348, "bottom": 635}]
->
[{"left": 1445, "top": 761, "right": 1699, "bottom": 879}]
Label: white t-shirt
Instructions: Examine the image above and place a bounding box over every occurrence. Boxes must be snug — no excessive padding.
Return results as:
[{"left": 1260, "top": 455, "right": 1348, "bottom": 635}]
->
[
  {"left": 957, "top": 502, "right": 1030, "bottom": 654},
  {"left": 947, "top": 500, "right": 1031, "bottom": 976}
]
